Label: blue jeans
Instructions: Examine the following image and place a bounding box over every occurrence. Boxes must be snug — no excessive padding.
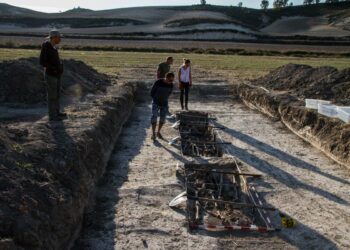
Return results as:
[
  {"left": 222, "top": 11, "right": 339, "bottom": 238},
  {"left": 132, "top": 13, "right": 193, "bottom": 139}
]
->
[{"left": 151, "top": 102, "right": 167, "bottom": 124}]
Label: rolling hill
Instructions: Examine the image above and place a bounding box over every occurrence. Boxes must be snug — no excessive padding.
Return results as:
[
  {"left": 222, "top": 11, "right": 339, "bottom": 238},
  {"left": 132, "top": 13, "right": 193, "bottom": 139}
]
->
[{"left": 0, "top": 2, "right": 350, "bottom": 40}]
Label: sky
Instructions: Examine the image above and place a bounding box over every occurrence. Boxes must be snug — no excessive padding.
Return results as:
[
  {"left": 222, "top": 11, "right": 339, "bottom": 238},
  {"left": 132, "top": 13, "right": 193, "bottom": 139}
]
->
[{"left": 2, "top": 0, "right": 307, "bottom": 12}]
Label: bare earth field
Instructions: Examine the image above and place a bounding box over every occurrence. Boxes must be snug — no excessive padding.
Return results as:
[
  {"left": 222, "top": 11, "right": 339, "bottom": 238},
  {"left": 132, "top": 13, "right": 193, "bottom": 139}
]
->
[
  {"left": 0, "top": 36, "right": 348, "bottom": 53},
  {"left": 261, "top": 16, "right": 350, "bottom": 37},
  {"left": 1, "top": 36, "right": 350, "bottom": 54},
  {"left": 1, "top": 49, "right": 350, "bottom": 249}
]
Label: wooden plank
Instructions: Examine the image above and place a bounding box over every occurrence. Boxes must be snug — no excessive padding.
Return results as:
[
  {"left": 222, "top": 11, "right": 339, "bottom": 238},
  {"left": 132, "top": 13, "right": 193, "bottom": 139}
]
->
[
  {"left": 187, "top": 168, "right": 262, "bottom": 177},
  {"left": 187, "top": 196, "right": 276, "bottom": 211}
]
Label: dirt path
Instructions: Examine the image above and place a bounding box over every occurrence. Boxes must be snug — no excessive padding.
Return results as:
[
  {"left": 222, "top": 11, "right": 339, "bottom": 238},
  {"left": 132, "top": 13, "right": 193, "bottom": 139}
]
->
[{"left": 74, "top": 79, "right": 350, "bottom": 250}]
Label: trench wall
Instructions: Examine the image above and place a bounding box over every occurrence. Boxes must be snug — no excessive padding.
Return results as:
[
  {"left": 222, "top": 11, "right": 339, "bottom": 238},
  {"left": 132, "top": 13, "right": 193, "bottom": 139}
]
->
[
  {"left": 233, "top": 83, "right": 350, "bottom": 168},
  {"left": 0, "top": 82, "right": 138, "bottom": 249}
]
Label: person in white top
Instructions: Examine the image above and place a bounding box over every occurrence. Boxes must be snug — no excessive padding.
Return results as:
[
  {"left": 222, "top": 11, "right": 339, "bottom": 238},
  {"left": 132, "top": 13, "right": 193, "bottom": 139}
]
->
[{"left": 178, "top": 59, "right": 192, "bottom": 110}]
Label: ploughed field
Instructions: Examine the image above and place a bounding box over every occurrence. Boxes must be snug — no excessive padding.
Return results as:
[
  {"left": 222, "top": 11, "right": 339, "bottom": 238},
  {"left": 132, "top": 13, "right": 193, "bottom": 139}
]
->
[{"left": 2, "top": 36, "right": 350, "bottom": 55}]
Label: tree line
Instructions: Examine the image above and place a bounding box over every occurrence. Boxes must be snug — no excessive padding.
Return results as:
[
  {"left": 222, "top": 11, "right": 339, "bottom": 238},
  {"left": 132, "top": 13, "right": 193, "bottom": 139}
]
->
[{"left": 200, "top": 0, "right": 350, "bottom": 9}]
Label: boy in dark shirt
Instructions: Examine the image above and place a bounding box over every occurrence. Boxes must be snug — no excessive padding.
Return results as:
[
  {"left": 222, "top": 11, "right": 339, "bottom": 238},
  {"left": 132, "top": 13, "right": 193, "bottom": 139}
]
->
[
  {"left": 150, "top": 72, "right": 175, "bottom": 141},
  {"left": 157, "top": 57, "right": 174, "bottom": 117},
  {"left": 40, "top": 30, "right": 66, "bottom": 121}
]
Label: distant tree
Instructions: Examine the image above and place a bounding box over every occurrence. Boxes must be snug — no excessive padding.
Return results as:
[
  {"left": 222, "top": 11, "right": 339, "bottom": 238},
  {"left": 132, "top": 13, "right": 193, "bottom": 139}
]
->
[
  {"left": 200, "top": 0, "right": 207, "bottom": 5},
  {"left": 238, "top": 2, "right": 243, "bottom": 7},
  {"left": 273, "top": 0, "right": 289, "bottom": 8},
  {"left": 261, "top": 0, "right": 269, "bottom": 9},
  {"left": 289, "top": 1, "right": 293, "bottom": 5},
  {"left": 325, "top": 0, "right": 339, "bottom": 2},
  {"left": 303, "top": 0, "right": 314, "bottom": 4}
]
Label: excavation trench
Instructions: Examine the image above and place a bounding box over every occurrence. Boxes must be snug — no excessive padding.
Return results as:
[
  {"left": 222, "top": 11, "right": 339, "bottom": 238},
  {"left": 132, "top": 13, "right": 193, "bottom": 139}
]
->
[{"left": 73, "top": 80, "right": 350, "bottom": 249}]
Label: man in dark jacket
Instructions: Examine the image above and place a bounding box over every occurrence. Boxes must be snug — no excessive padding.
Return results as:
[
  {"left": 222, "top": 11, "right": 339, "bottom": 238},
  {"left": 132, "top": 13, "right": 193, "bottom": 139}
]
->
[
  {"left": 157, "top": 56, "right": 173, "bottom": 79},
  {"left": 157, "top": 56, "right": 174, "bottom": 117},
  {"left": 150, "top": 72, "right": 174, "bottom": 141},
  {"left": 40, "top": 30, "right": 66, "bottom": 121}
]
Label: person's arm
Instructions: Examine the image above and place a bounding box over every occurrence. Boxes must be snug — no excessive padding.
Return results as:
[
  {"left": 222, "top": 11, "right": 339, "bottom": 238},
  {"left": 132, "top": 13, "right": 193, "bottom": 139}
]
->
[
  {"left": 157, "top": 64, "right": 162, "bottom": 79},
  {"left": 39, "top": 44, "right": 46, "bottom": 67},
  {"left": 189, "top": 67, "right": 192, "bottom": 87},
  {"left": 150, "top": 81, "right": 158, "bottom": 98},
  {"left": 178, "top": 68, "right": 182, "bottom": 88}
]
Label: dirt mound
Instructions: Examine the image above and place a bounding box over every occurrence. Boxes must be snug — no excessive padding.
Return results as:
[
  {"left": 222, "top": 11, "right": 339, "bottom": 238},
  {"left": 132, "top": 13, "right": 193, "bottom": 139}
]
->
[
  {"left": 0, "top": 57, "right": 111, "bottom": 105},
  {"left": 253, "top": 63, "right": 350, "bottom": 105},
  {"left": 234, "top": 64, "right": 350, "bottom": 167},
  {"left": 0, "top": 82, "right": 137, "bottom": 249}
]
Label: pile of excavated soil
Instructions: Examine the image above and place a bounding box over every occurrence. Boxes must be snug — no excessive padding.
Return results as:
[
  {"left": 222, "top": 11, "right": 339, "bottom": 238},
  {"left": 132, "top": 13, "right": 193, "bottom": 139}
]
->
[
  {"left": 253, "top": 63, "right": 350, "bottom": 105},
  {"left": 0, "top": 82, "right": 137, "bottom": 249},
  {"left": 0, "top": 57, "right": 112, "bottom": 105},
  {"left": 234, "top": 64, "right": 350, "bottom": 167}
]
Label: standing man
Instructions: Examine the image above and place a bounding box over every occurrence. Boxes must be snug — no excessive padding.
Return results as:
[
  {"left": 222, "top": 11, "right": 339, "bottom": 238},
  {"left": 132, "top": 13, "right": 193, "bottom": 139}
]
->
[
  {"left": 157, "top": 57, "right": 174, "bottom": 117},
  {"left": 40, "top": 30, "right": 66, "bottom": 121},
  {"left": 157, "top": 56, "right": 173, "bottom": 79},
  {"left": 150, "top": 72, "right": 175, "bottom": 141}
]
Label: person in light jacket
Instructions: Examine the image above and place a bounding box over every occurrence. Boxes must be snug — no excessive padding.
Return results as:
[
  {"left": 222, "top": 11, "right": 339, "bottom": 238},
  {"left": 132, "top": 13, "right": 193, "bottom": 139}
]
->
[{"left": 178, "top": 59, "right": 192, "bottom": 110}]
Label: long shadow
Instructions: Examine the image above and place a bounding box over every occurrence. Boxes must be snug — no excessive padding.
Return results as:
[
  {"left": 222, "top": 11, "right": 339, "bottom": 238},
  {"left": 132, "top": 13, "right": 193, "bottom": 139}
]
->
[
  {"left": 250, "top": 179, "right": 339, "bottom": 250},
  {"left": 156, "top": 141, "right": 191, "bottom": 164},
  {"left": 49, "top": 120, "right": 79, "bottom": 189},
  {"left": 167, "top": 142, "right": 340, "bottom": 249},
  {"left": 73, "top": 93, "right": 152, "bottom": 249},
  {"left": 216, "top": 123, "right": 350, "bottom": 186},
  {"left": 226, "top": 143, "right": 347, "bottom": 205}
]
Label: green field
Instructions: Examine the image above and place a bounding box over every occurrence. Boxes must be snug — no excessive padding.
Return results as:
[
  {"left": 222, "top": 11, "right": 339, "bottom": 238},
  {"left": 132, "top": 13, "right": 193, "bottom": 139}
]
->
[{"left": 1, "top": 48, "right": 350, "bottom": 79}]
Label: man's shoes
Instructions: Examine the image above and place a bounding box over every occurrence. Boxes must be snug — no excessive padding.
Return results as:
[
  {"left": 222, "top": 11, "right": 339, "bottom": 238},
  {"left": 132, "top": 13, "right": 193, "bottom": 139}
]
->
[
  {"left": 49, "top": 113, "right": 67, "bottom": 122},
  {"left": 157, "top": 132, "right": 164, "bottom": 140},
  {"left": 185, "top": 107, "right": 189, "bottom": 111},
  {"left": 49, "top": 117, "right": 63, "bottom": 122},
  {"left": 151, "top": 134, "right": 156, "bottom": 141}
]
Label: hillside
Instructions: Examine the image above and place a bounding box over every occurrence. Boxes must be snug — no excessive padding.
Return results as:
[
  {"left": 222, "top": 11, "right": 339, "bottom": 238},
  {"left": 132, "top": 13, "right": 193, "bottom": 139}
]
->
[
  {"left": 0, "top": 3, "right": 42, "bottom": 16},
  {"left": 0, "top": 2, "right": 350, "bottom": 40}
]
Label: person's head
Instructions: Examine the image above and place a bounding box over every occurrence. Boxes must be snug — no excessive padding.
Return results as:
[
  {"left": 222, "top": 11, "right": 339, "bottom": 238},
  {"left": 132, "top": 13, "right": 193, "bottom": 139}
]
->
[
  {"left": 165, "top": 72, "right": 175, "bottom": 83},
  {"left": 166, "top": 56, "right": 174, "bottom": 65},
  {"left": 183, "top": 58, "right": 191, "bottom": 68},
  {"left": 47, "top": 30, "right": 63, "bottom": 45}
]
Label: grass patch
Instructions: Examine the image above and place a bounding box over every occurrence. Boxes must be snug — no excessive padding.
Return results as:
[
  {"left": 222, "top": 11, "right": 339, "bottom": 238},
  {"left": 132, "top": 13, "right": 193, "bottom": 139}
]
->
[
  {"left": 15, "top": 161, "right": 33, "bottom": 170},
  {"left": 0, "top": 17, "right": 146, "bottom": 28},
  {"left": 0, "top": 48, "right": 349, "bottom": 79},
  {"left": 0, "top": 44, "right": 350, "bottom": 59},
  {"left": 12, "top": 144, "right": 24, "bottom": 154}
]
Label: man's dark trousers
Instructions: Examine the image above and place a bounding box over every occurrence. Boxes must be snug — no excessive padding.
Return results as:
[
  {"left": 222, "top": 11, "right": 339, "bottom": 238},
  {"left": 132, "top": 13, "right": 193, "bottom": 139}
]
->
[{"left": 45, "top": 73, "right": 61, "bottom": 120}]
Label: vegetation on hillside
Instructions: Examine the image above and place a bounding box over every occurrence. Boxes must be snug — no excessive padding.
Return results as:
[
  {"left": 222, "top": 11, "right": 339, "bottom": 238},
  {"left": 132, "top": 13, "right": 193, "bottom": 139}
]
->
[
  {"left": 0, "top": 17, "right": 146, "bottom": 28},
  {"left": 170, "top": 2, "right": 350, "bottom": 28}
]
